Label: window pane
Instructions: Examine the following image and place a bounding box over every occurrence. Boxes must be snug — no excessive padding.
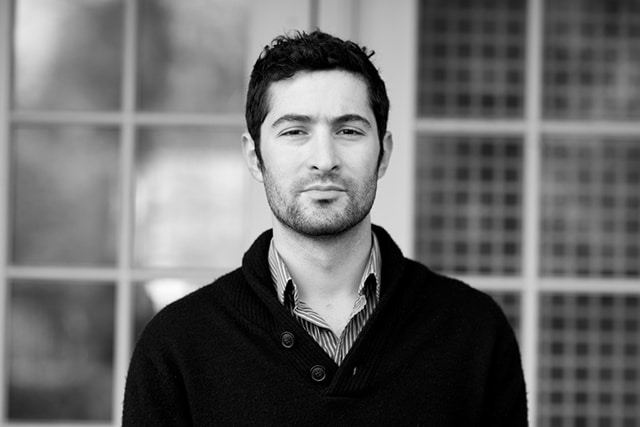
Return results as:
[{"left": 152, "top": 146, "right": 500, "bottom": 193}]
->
[
  {"left": 538, "top": 293, "right": 640, "bottom": 427},
  {"left": 137, "top": 0, "right": 250, "bottom": 113},
  {"left": 540, "top": 136, "right": 640, "bottom": 277},
  {"left": 416, "top": 0, "right": 526, "bottom": 118},
  {"left": 135, "top": 127, "right": 245, "bottom": 268},
  {"left": 8, "top": 280, "right": 115, "bottom": 421},
  {"left": 11, "top": 125, "right": 120, "bottom": 266},
  {"left": 133, "top": 279, "right": 203, "bottom": 341},
  {"left": 543, "top": 0, "right": 640, "bottom": 120},
  {"left": 13, "top": 0, "right": 123, "bottom": 110},
  {"left": 415, "top": 135, "right": 523, "bottom": 275}
]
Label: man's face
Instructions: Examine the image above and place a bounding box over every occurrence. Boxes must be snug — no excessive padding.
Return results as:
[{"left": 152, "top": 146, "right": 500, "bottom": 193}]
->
[{"left": 246, "top": 70, "right": 391, "bottom": 237}]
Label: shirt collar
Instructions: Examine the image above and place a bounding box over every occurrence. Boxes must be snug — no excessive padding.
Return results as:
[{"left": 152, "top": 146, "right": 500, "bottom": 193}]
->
[{"left": 268, "top": 231, "right": 382, "bottom": 306}]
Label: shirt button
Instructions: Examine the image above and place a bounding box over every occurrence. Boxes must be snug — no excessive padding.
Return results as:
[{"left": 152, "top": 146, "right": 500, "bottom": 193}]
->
[
  {"left": 280, "top": 331, "right": 295, "bottom": 348},
  {"left": 310, "top": 365, "right": 326, "bottom": 382}
]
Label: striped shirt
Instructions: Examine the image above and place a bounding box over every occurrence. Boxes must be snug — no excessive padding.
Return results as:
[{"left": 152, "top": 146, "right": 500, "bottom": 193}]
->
[{"left": 268, "top": 233, "right": 381, "bottom": 365}]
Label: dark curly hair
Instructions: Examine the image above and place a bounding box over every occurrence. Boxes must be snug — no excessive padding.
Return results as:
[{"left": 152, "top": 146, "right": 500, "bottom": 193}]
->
[{"left": 245, "top": 30, "right": 390, "bottom": 166}]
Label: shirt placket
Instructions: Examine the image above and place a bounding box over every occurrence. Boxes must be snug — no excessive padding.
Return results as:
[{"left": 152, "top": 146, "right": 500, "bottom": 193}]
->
[
  {"left": 270, "top": 235, "right": 381, "bottom": 365},
  {"left": 287, "top": 279, "right": 373, "bottom": 364},
  {"left": 334, "top": 278, "right": 377, "bottom": 363}
]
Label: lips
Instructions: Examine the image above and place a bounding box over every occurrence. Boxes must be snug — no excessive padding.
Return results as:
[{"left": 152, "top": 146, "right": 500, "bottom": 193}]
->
[{"left": 304, "top": 184, "right": 345, "bottom": 192}]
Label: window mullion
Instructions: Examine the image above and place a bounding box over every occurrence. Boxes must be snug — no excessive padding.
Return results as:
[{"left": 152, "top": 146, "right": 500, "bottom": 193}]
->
[
  {"left": 0, "top": 0, "right": 14, "bottom": 422},
  {"left": 522, "top": 0, "right": 544, "bottom": 424},
  {"left": 112, "top": 0, "right": 138, "bottom": 424},
  {"left": 356, "top": 0, "right": 417, "bottom": 254}
]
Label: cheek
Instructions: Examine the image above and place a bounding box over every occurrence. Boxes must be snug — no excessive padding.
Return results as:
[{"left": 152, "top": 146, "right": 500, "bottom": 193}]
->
[
  {"left": 262, "top": 152, "right": 305, "bottom": 181},
  {"left": 262, "top": 162, "right": 295, "bottom": 192},
  {"left": 349, "top": 150, "right": 380, "bottom": 174}
]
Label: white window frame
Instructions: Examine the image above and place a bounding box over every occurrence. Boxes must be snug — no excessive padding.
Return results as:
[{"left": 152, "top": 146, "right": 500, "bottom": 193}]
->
[{"left": 1, "top": 0, "right": 13, "bottom": 424}]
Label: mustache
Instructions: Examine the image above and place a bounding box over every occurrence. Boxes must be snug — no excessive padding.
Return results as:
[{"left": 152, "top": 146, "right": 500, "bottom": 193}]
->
[{"left": 295, "top": 173, "right": 350, "bottom": 190}]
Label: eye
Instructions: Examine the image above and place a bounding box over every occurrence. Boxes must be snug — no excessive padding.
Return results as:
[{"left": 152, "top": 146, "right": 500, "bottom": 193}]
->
[
  {"left": 337, "top": 128, "right": 364, "bottom": 136},
  {"left": 279, "top": 128, "right": 307, "bottom": 137}
]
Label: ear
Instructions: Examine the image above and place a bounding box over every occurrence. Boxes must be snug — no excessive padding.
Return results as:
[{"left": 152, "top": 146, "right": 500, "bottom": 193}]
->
[
  {"left": 241, "top": 132, "right": 264, "bottom": 183},
  {"left": 376, "top": 131, "right": 394, "bottom": 179}
]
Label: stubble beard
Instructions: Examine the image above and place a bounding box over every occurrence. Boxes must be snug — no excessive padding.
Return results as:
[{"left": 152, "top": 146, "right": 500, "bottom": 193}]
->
[{"left": 262, "top": 169, "right": 378, "bottom": 238}]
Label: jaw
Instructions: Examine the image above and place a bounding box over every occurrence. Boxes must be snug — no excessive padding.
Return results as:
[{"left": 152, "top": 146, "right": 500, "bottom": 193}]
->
[{"left": 272, "top": 210, "right": 373, "bottom": 252}]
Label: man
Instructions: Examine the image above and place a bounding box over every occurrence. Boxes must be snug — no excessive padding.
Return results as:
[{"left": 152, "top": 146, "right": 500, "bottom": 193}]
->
[{"left": 123, "top": 30, "right": 528, "bottom": 426}]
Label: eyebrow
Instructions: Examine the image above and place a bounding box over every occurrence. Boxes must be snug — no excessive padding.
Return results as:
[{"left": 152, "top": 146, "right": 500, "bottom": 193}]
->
[
  {"left": 334, "top": 114, "right": 372, "bottom": 128},
  {"left": 270, "top": 114, "right": 372, "bottom": 129},
  {"left": 270, "top": 114, "right": 312, "bottom": 129}
]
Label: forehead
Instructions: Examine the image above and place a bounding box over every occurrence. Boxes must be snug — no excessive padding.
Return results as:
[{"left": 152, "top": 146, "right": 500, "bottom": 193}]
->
[{"left": 264, "top": 70, "right": 372, "bottom": 121}]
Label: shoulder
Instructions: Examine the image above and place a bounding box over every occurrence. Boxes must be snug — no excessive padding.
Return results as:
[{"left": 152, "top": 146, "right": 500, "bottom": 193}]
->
[
  {"left": 163, "top": 268, "right": 242, "bottom": 314},
  {"left": 402, "top": 258, "right": 510, "bottom": 329},
  {"left": 135, "top": 268, "right": 245, "bottom": 349},
  {"left": 372, "top": 224, "right": 508, "bottom": 328}
]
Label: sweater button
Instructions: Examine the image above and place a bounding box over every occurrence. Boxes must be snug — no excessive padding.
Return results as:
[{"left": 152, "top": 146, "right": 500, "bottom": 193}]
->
[
  {"left": 310, "top": 365, "right": 326, "bottom": 382},
  {"left": 280, "top": 331, "right": 295, "bottom": 349}
]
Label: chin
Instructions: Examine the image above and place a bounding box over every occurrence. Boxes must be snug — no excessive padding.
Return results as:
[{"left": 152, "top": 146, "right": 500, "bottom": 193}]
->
[{"left": 283, "top": 214, "right": 369, "bottom": 238}]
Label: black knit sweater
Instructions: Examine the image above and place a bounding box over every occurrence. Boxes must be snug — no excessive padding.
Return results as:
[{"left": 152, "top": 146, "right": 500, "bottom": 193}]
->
[{"left": 123, "top": 225, "right": 528, "bottom": 426}]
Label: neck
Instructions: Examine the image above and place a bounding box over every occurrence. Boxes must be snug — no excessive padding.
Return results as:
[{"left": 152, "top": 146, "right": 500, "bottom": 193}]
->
[{"left": 272, "top": 218, "right": 373, "bottom": 299}]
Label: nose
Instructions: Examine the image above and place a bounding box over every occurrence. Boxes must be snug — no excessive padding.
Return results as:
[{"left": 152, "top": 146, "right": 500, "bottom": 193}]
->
[{"left": 307, "top": 130, "right": 340, "bottom": 172}]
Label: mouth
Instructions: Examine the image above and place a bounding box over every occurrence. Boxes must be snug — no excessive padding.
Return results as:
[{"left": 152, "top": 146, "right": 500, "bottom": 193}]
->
[
  {"left": 304, "top": 184, "right": 345, "bottom": 192},
  {"left": 301, "top": 183, "right": 346, "bottom": 200}
]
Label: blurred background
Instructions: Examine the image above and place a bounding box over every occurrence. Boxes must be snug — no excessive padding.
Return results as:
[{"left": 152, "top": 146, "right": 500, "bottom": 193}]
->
[{"left": 0, "top": 0, "right": 638, "bottom": 425}]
